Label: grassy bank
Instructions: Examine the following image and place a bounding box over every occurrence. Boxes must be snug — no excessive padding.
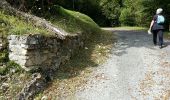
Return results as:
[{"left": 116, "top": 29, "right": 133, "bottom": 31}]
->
[
  {"left": 47, "top": 6, "right": 101, "bottom": 34},
  {"left": 0, "top": 6, "right": 101, "bottom": 36},
  {"left": 0, "top": 6, "right": 112, "bottom": 99}
]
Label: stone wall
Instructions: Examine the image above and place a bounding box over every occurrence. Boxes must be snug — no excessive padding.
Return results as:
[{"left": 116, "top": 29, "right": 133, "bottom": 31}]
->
[{"left": 8, "top": 34, "right": 84, "bottom": 71}]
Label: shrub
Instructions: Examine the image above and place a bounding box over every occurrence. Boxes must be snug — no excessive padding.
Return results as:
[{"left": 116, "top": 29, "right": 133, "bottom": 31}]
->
[{"left": 119, "top": 8, "right": 136, "bottom": 26}]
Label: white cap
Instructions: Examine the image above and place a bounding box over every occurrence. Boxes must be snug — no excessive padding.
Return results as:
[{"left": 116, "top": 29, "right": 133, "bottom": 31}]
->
[{"left": 156, "top": 8, "right": 163, "bottom": 14}]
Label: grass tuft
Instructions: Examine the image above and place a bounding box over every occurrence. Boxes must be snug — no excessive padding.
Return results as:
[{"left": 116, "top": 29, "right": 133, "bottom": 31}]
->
[{"left": 0, "top": 10, "right": 49, "bottom": 35}]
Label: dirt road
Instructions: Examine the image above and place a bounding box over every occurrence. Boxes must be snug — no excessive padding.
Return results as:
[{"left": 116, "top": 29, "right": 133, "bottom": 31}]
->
[{"left": 75, "top": 30, "right": 170, "bottom": 100}]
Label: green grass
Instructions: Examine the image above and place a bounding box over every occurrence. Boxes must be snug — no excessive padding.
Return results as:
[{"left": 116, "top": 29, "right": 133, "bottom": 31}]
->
[
  {"left": 48, "top": 6, "right": 101, "bottom": 34},
  {"left": 0, "top": 6, "right": 102, "bottom": 36},
  {"left": 0, "top": 10, "right": 49, "bottom": 35},
  {"left": 111, "top": 26, "right": 147, "bottom": 30}
]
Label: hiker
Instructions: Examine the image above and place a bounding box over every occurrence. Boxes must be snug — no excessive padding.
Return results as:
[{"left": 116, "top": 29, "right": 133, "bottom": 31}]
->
[{"left": 148, "top": 8, "right": 165, "bottom": 49}]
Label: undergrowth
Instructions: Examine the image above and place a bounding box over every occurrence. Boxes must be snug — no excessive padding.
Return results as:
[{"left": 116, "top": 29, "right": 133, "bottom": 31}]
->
[{"left": 0, "top": 52, "right": 29, "bottom": 99}]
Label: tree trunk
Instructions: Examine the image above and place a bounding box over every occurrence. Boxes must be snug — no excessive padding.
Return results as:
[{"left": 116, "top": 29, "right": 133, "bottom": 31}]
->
[{"left": 0, "top": 0, "right": 67, "bottom": 39}]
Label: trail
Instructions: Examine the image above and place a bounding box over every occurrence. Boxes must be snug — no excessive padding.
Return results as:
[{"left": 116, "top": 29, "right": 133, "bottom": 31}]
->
[{"left": 75, "top": 30, "right": 170, "bottom": 100}]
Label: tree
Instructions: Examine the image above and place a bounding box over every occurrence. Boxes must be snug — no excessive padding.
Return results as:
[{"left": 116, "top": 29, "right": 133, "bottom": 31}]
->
[
  {"left": 119, "top": 8, "right": 135, "bottom": 26},
  {"left": 99, "top": 0, "right": 122, "bottom": 26},
  {"left": 141, "top": 0, "right": 170, "bottom": 29}
]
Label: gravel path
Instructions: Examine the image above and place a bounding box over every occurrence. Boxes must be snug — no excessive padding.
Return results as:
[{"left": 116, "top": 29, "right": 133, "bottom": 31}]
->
[{"left": 75, "top": 30, "right": 170, "bottom": 100}]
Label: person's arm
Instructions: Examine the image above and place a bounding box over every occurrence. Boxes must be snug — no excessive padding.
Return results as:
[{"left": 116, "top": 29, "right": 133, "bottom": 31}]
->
[{"left": 149, "top": 20, "right": 154, "bottom": 31}]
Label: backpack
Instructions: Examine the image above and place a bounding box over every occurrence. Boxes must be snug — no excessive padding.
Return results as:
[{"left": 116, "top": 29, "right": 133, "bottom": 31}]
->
[{"left": 157, "top": 15, "right": 165, "bottom": 24}]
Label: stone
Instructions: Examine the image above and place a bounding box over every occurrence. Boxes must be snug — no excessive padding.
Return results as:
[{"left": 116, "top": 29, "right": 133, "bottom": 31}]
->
[
  {"left": 8, "top": 33, "right": 83, "bottom": 71},
  {"left": 21, "top": 44, "right": 29, "bottom": 49},
  {"left": 20, "top": 49, "right": 27, "bottom": 55},
  {"left": 25, "top": 59, "right": 34, "bottom": 66},
  {"left": 17, "top": 59, "right": 27, "bottom": 66},
  {"left": 19, "top": 35, "right": 29, "bottom": 44},
  {"left": 9, "top": 53, "right": 18, "bottom": 61},
  {"left": 7, "top": 35, "right": 18, "bottom": 40},
  {"left": 9, "top": 45, "right": 21, "bottom": 52},
  {"left": 1, "top": 83, "right": 9, "bottom": 92},
  {"left": 29, "top": 37, "right": 37, "bottom": 45}
]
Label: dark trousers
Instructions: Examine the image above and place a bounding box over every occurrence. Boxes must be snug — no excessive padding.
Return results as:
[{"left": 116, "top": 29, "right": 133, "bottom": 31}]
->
[{"left": 152, "top": 30, "right": 163, "bottom": 46}]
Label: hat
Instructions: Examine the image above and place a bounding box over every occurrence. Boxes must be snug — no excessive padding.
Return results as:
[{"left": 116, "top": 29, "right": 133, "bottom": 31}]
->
[{"left": 156, "top": 8, "right": 163, "bottom": 14}]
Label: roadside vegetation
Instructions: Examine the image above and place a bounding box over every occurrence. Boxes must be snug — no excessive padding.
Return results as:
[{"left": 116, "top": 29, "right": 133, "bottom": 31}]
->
[
  {"left": 165, "top": 31, "right": 170, "bottom": 40},
  {"left": 0, "top": 10, "right": 49, "bottom": 35},
  {"left": 0, "top": 4, "right": 113, "bottom": 99}
]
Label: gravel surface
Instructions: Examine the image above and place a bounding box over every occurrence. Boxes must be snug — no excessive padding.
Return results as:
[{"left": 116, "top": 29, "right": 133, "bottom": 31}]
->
[{"left": 75, "top": 30, "right": 170, "bottom": 100}]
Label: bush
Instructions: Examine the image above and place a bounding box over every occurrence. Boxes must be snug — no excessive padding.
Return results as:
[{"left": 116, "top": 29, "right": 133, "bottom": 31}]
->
[{"left": 119, "top": 8, "right": 136, "bottom": 26}]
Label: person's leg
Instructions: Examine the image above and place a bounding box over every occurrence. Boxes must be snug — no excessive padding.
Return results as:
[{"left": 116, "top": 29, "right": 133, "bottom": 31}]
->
[
  {"left": 152, "top": 30, "right": 158, "bottom": 45},
  {"left": 158, "top": 30, "right": 163, "bottom": 47}
]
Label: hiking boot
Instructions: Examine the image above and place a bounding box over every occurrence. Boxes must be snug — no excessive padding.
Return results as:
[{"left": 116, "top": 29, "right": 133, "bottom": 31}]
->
[
  {"left": 162, "top": 44, "right": 167, "bottom": 47},
  {"left": 159, "top": 45, "right": 163, "bottom": 49},
  {"left": 160, "top": 44, "right": 167, "bottom": 49}
]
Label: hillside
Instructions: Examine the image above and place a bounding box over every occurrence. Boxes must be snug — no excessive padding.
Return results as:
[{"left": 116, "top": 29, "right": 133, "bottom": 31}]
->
[
  {"left": 0, "top": 6, "right": 107, "bottom": 99},
  {"left": 0, "top": 6, "right": 101, "bottom": 36}
]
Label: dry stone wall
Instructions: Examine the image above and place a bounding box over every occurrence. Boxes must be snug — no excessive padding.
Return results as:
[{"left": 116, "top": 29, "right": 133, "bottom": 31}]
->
[{"left": 8, "top": 34, "right": 83, "bottom": 71}]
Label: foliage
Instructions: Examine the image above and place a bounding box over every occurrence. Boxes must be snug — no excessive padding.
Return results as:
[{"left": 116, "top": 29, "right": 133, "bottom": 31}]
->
[
  {"left": 0, "top": 61, "right": 23, "bottom": 75},
  {"left": 141, "top": 0, "right": 170, "bottom": 29},
  {"left": 5, "top": 0, "right": 170, "bottom": 27},
  {"left": 0, "top": 49, "right": 8, "bottom": 63},
  {"left": 119, "top": 8, "right": 135, "bottom": 26},
  {"left": 99, "top": 0, "right": 121, "bottom": 26}
]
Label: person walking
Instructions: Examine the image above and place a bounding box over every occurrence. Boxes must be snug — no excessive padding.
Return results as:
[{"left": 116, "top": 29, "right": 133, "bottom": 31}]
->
[{"left": 148, "top": 8, "right": 165, "bottom": 49}]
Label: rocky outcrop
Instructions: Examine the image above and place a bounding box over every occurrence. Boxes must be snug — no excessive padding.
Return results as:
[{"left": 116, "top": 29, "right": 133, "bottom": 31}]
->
[{"left": 8, "top": 34, "right": 84, "bottom": 71}]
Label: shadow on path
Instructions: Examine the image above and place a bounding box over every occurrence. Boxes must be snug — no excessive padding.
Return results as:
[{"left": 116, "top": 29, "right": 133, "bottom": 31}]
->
[{"left": 111, "top": 30, "right": 169, "bottom": 56}]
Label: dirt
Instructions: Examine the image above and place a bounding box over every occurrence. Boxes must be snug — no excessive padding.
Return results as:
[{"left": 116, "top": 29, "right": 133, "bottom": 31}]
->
[{"left": 75, "top": 30, "right": 170, "bottom": 100}]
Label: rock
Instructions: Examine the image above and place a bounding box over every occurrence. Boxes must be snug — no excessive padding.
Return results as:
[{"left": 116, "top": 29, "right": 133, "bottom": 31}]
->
[
  {"left": 1, "top": 83, "right": 9, "bottom": 92},
  {"left": 10, "top": 68, "right": 16, "bottom": 73},
  {"left": 8, "top": 34, "right": 83, "bottom": 71}
]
